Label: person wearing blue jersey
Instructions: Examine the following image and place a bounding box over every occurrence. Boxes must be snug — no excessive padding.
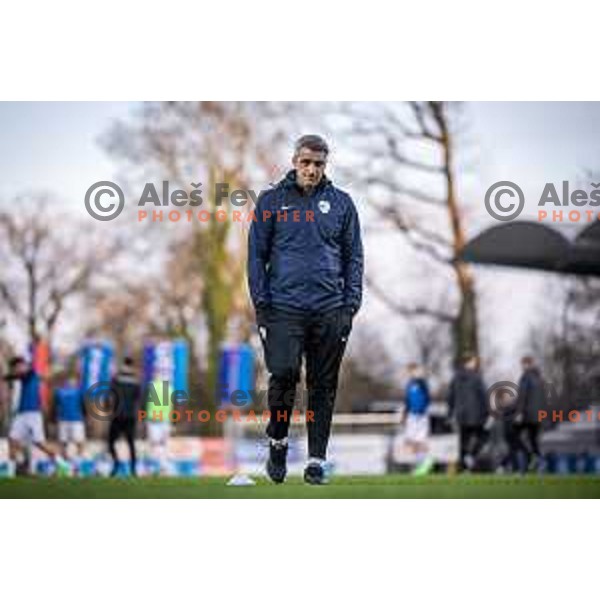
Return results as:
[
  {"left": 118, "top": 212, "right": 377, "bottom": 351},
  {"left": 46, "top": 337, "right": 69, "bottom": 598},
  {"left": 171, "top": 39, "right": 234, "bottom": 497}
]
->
[
  {"left": 54, "top": 373, "right": 86, "bottom": 461},
  {"left": 403, "top": 363, "right": 434, "bottom": 476},
  {"left": 3, "top": 356, "right": 68, "bottom": 474}
]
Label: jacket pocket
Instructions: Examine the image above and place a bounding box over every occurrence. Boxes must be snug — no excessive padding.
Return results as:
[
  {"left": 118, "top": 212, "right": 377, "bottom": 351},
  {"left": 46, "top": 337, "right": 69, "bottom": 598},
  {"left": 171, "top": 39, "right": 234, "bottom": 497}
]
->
[{"left": 313, "top": 268, "right": 342, "bottom": 294}]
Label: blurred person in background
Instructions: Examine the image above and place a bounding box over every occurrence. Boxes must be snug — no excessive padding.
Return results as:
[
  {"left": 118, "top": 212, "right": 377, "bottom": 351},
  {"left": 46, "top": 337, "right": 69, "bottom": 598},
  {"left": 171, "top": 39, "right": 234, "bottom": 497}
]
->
[
  {"left": 3, "top": 356, "right": 69, "bottom": 475},
  {"left": 403, "top": 362, "right": 434, "bottom": 476},
  {"left": 145, "top": 377, "right": 172, "bottom": 475},
  {"left": 2, "top": 357, "right": 22, "bottom": 423},
  {"left": 108, "top": 357, "right": 141, "bottom": 477},
  {"left": 446, "top": 355, "right": 489, "bottom": 472},
  {"left": 494, "top": 386, "right": 521, "bottom": 473},
  {"left": 53, "top": 371, "right": 86, "bottom": 470},
  {"left": 514, "top": 356, "right": 546, "bottom": 471}
]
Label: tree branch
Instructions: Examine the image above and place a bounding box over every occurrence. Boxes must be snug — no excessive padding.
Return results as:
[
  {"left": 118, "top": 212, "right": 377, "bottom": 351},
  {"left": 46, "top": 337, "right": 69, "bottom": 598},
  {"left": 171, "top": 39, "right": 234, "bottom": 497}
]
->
[{"left": 366, "top": 275, "right": 455, "bottom": 323}]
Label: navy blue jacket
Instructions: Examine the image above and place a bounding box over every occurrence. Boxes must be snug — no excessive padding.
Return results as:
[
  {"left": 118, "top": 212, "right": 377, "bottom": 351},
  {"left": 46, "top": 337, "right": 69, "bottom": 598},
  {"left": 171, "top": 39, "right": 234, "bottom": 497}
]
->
[
  {"left": 248, "top": 171, "right": 363, "bottom": 314},
  {"left": 518, "top": 367, "right": 547, "bottom": 424},
  {"left": 446, "top": 368, "right": 488, "bottom": 426}
]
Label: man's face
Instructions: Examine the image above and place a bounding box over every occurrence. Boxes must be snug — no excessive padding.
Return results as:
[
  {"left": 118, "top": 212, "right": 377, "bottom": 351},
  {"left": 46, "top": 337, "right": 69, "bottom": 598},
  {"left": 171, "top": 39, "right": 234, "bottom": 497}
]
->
[
  {"left": 292, "top": 147, "right": 327, "bottom": 191},
  {"left": 465, "top": 358, "right": 477, "bottom": 371},
  {"left": 408, "top": 366, "right": 423, "bottom": 379}
]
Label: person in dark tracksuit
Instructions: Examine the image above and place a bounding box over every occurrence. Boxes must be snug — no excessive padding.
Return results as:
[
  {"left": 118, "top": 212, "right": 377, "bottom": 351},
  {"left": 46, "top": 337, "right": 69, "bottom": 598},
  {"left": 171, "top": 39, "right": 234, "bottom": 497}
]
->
[
  {"left": 108, "top": 357, "right": 142, "bottom": 477},
  {"left": 506, "top": 356, "right": 545, "bottom": 472},
  {"left": 248, "top": 134, "right": 363, "bottom": 485},
  {"left": 446, "top": 355, "right": 489, "bottom": 472}
]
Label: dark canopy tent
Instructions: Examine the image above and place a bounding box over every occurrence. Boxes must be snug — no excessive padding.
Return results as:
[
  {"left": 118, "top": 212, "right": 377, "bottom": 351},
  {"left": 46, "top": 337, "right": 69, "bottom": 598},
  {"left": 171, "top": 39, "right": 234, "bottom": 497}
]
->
[
  {"left": 461, "top": 221, "right": 600, "bottom": 276},
  {"left": 577, "top": 220, "right": 600, "bottom": 245},
  {"left": 461, "top": 220, "right": 600, "bottom": 458},
  {"left": 569, "top": 221, "right": 600, "bottom": 275}
]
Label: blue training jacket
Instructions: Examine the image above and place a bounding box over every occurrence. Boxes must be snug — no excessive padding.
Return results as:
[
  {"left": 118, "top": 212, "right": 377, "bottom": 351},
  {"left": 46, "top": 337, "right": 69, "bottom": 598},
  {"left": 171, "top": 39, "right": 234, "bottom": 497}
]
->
[{"left": 248, "top": 171, "right": 364, "bottom": 314}]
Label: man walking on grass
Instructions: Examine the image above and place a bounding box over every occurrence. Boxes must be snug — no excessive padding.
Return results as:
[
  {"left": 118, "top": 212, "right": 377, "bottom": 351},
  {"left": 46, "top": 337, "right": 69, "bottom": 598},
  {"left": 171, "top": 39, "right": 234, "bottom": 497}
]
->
[{"left": 248, "top": 134, "right": 364, "bottom": 485}]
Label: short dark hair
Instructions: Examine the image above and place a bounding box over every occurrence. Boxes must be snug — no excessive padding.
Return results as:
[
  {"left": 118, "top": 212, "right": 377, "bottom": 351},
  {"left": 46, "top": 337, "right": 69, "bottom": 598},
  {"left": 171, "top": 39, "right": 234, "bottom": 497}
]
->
[{"left": 294, "top": 134, "right": 329, "bottom": 156}]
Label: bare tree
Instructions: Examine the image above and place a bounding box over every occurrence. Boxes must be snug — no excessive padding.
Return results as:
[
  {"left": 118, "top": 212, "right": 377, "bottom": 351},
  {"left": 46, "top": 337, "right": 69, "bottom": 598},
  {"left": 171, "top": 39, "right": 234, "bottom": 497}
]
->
[
  {"left": 337, "top": 101, "right": 478, "bottom": 364},
  {"left": 0, "top": 196, "right": 121, "bottom": 348},
  {"left": 103, "top": 102, "right": 292, "bottom": 410},
  {"left": 85, "top": 235, "right": 203, "bottom": 340},
  {"left": 337, "top": 326, "right": 399, "bottom": 412},
  {"left": 0, "top": 316, "right": 14, "bottom": 377},
  {"left": 529, "top": 275, "right": 600, "bottom": 409},
  {"left": 84, "top": 233, "right": 206, "bottom": 412},
  {"left": 406, "top": 318, "right": 453, "bottom": 387},
  {"left": 84, "top": 284, "right": 155, "bottom": 356}
]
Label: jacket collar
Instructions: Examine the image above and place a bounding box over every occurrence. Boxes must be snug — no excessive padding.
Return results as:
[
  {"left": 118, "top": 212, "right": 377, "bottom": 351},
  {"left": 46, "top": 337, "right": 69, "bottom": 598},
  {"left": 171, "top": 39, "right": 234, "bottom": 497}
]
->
[{"left": 278, "top": 170, "right": 331, "bottom": 194}]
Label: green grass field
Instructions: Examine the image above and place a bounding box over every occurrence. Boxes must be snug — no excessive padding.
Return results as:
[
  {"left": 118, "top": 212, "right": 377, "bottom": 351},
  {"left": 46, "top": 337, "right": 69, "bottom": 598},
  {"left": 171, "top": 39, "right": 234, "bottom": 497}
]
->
[{"left": 1, "top": 474, "right": 600, "bottom": 498}]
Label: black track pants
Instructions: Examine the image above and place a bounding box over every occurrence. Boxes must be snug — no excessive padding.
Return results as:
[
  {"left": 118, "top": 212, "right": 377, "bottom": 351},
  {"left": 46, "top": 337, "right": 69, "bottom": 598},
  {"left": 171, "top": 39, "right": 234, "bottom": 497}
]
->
[{"left": 259, "top": 307, "right": 351, "bottom": 460}]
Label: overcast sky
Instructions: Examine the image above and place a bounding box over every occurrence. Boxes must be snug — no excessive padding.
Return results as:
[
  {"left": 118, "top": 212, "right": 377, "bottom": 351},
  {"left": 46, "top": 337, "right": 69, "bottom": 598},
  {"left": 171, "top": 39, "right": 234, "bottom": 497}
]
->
[
  {"left": 2, "top": 101, "right": 600, "bottom": 215},
  {"left": 1, "top": 102, "right": 599, "bottom": 379}
]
